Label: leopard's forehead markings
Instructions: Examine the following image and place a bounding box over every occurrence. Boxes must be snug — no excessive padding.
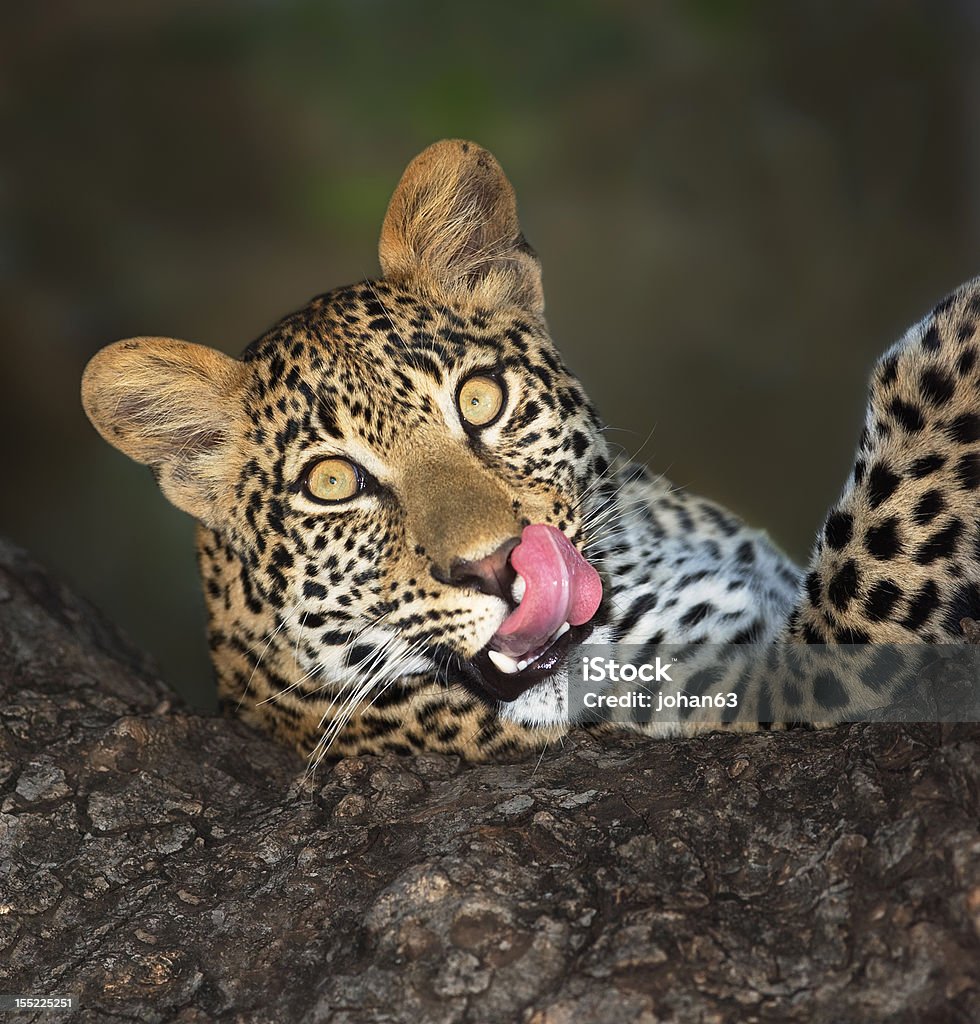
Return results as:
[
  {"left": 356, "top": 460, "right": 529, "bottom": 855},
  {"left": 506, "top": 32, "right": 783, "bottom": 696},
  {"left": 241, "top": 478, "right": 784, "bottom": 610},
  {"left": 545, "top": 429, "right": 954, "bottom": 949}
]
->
[
  {"left": 245, "top": 281, "right": 540, "bottom": 367},
  {"left": 240, "top": 281, "right": 559, "bottom": 454}
]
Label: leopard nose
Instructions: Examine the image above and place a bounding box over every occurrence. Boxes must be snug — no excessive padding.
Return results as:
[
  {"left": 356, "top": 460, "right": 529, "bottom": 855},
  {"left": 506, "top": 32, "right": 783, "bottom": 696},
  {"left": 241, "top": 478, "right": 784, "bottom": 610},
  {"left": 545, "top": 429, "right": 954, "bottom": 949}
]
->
[{"left": 441, "top": 538, "right": 520, "bottom": 602}]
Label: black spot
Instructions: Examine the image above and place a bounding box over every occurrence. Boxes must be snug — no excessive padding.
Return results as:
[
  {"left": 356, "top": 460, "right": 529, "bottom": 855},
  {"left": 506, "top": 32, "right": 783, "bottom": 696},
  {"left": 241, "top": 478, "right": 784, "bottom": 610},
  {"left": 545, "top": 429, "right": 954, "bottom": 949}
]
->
[
  {"left": 909, "top": 453, "right": 945, "bottom": 478},
  {"left": 813, "top": 672, "right": 849, "bottom": 710},
  {"left": 372, "top": 685, "right": 413, "bottom": 710},
  {"left": 756, "top": 681, "right": 773, "bottom": 723},
  {"left": 957, "top": 347, "right": 977, "bottom": 376},
  {"left": 677, "top": 569, "right": 710, "bottom": 587},
  {"left": 900, "top": 580, "right": 938, "bottom": 631},
  {"left": 955, "top": 452, "right": 980, "bottom": 490},
  {"left": 801, "top": 622, "right": 824, "bottom": 644},
  {"left": 735, "top": 540, "right": 756, "bottom": 565},
  {"left": 695, "top": 504, "right": 737, "bottom": 537},
  {"left": 719, "top": 674, "right": 748, "bottom": 724},
  {"left": 383, "top": 742, "right": 416, "bottom": 756},
  {"left": 860, "top": 646, "right": 906, "bottom": 693},
  {"left": 957, "top": 320, "right": 976, "bottom": 344},
  {"left": 415, "top": 699, "right": 450, "bottom": 726},
  {"left": 914, "top": 517, "right": 963, "bottom": 564},
  {"left": 866, "top": 463, "right": 900, "bottom": 509},
  {"left": 347, "top": 644, "right": 375, "bottom": 666},
  {"left": 828, "top": 559, "right": 860, "bottom": 611},
  {"left": 921, "top": 325, "right": 941, "bottom": 351},
  {"left": 302, "top": 580, "right": 328, "bottom": 600},
  {"left": 270, "top": 544, "right": 294, "bottom": 569},
  {"left": 556, "top": 388, "right": 577, "bottom": 416},
  {"left": 912, "top": 489, "right": 946, "bottom": 526},
  {"left": 919, "top": 366, "right": 955, "bottom": 406},
  {"left": 805, "top": 571, "right": 822, "bottom": 607},
  {"left": 318, "top": 629, "right": 351, "bottom": 647},
  {"left": 863, "top": 579, "right": 902, "bottom": 622},
  {"left": 516, "top": 399, "right": 541, "bottom": 427},
  {"left": 239, "top": 567, "right": 263, "bottom": 615},
  {"left": 864, "top": 517, "right": 902, "bottom": 560},
  {"left": 853, "top": 459, "right": 866, "bottom": 484},
  {"left": 835, "top": 626, "right": 870, "bottom": 643},
  {"left": 878, "top": 354, "right": 899, "bottom": 385},
  {"left": 410, "top": 353, "right": 443, "bottom": 381},
  {"left": 889, "top": 398, "right": 924, "bottom": 432},
  {"left": 616, "top": 593, "right": 658, "bottom": 639},
  {"left": 947, "top": 413, "right": 980, "bottom": 444},
  {"left": 679, "top": 602, "right": 714, "bottom": 628},
  {"left": 316, "top": 399, "right": 344, "bottom": 439},
  {"left": 823, "top": 510, "right": 853, "bottom": 550}
]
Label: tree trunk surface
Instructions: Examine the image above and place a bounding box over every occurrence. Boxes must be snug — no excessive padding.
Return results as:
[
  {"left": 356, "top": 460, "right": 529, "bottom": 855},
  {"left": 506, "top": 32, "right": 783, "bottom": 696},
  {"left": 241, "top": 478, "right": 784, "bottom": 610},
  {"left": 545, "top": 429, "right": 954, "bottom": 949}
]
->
[{"left": 0, "top": 537, "right": 978, "bottom": 1023}]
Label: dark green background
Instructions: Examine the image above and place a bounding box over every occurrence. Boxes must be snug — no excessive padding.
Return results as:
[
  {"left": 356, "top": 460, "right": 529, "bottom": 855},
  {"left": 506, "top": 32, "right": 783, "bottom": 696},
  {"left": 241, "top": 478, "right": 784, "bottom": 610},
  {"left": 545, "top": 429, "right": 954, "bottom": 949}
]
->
[{"left": 4, "top": 2, "right": 979, "bottom": 705}]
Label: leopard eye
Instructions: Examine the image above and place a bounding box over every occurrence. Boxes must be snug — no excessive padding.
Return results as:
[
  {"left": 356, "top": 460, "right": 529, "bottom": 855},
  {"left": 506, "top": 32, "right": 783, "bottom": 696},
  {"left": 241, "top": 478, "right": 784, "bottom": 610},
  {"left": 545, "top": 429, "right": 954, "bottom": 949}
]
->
[
  {"left": 303, "top": 457, "right": 362, "bottom": 504},
  {"left": 458, "top": 374, "right": 505, "bottom": 428}
]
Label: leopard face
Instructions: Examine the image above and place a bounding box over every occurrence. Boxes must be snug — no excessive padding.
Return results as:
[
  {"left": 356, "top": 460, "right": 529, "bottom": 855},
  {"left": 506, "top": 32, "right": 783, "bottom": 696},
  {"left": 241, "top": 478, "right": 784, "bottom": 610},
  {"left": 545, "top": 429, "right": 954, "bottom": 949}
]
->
[
  {"left": 227, "top": 281, "right": 610, "bottom": 719},
  {"left": 82, "top": 139, "right": 616, "bottom": 760}
]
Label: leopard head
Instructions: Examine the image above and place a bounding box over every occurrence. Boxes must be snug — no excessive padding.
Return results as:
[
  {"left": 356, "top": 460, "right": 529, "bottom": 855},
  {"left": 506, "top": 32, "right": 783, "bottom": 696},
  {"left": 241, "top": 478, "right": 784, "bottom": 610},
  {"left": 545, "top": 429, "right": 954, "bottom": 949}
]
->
[{"left": 82, "top": 140, "right": 614, "bottom": 757}]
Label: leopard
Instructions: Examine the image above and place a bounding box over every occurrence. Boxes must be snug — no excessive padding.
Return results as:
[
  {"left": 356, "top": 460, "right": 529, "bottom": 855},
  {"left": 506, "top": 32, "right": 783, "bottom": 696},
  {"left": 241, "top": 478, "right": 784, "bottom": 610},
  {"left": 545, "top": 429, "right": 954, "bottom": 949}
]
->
[{"left": 81, "top": 138, "right": 980, "bottom": 764}]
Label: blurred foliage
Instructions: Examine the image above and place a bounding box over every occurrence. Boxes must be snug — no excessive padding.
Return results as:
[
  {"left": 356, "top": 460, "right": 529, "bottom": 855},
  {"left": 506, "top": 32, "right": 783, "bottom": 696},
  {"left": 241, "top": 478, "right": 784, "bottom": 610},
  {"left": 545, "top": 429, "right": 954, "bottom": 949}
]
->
[{"left": 2, "top": 1, "right": 979, "bottom": 705}]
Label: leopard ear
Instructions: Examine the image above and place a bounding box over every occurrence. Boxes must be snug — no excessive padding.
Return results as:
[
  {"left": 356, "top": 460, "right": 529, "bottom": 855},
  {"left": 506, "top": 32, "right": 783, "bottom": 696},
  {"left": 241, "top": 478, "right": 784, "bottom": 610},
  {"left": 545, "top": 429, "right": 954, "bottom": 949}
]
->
[
  {"left": 81, "top": 337, "right": 249, "bottom": 527},
  {"left": 378, "top": 139, "right": 544, "bottom": 314}
]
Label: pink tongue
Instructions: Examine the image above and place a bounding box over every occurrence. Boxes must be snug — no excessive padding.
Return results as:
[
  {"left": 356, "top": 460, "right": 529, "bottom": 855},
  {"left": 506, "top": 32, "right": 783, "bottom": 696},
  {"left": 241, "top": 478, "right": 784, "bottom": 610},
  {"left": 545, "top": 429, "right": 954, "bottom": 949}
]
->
[{"left": 491, "top": 524, "right": 602, "bottom": 659}]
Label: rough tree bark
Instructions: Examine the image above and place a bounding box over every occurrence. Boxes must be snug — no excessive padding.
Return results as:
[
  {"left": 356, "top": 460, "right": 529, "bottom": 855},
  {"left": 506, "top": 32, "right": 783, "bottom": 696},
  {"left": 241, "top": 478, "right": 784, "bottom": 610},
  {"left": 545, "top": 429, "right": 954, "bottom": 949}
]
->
[{"left": 0, "top": 535, "right": 978, "bottom": 1023}]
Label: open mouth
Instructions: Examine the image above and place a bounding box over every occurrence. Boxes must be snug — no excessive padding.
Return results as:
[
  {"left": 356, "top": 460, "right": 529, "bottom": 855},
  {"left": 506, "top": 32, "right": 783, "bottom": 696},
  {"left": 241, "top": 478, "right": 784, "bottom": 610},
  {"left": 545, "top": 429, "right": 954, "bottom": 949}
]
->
[
  {"left": 471, "top": 619, "right": 596, "bottom": 702},
  {"left": 464, "top": 524, "right": 603, "bottom": 703}
]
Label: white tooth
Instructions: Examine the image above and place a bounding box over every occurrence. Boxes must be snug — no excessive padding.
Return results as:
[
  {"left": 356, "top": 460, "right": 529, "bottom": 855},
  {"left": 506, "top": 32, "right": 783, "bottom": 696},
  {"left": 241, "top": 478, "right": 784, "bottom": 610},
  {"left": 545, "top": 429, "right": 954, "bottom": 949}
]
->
[
  {"left": 554, "top": 622, "right": 571, "bottom": 639},
  {"left": 517, "top": 659, "right": 529, "bottom": 671},
  {"left": 488, "top": 650, "right": 521, "bottom": 674},
  {"left": 512, "top": 575, "right": 527, "bottom": 604}
]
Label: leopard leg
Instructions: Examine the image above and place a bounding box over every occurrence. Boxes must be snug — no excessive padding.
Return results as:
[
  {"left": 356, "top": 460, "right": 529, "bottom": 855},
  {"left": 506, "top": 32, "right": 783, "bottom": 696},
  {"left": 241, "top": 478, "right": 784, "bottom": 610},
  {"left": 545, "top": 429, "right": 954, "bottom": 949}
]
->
[
  {"left": 789, "top": 276, "right": 980, "bottom": 647},
  {"left": 752, "top": 276, "right": 980, "bottom": 724}
]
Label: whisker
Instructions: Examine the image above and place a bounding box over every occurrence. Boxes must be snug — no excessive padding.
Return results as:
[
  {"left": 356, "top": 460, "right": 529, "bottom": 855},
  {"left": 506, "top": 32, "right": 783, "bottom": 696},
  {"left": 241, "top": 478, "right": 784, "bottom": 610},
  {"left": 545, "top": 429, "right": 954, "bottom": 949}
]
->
[
  {"left": 307, "top": 635, "right": 431, "bottom": 771},
  {"left": 236, "top": 610, "right": 296, "bottom": 711}
]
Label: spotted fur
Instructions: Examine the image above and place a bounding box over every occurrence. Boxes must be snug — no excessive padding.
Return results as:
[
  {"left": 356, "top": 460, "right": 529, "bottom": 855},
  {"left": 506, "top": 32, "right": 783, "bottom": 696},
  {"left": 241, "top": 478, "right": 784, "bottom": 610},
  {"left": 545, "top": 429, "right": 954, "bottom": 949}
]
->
[{"left": 82, "top": 139, "right": 980, "bottom": 762}]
